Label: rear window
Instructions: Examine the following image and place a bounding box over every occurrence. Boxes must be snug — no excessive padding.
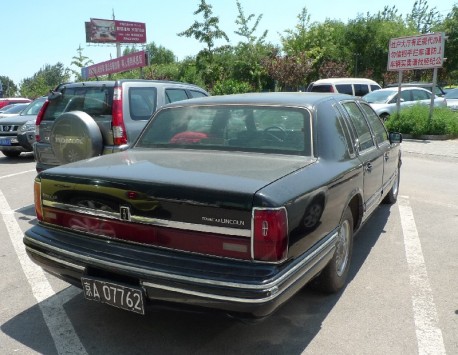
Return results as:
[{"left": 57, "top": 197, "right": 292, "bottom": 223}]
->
[
  {"left": 43, "top": 86, "right": 114, "bottom": 122},
  {"left": 310, "top": 84, "right": 333, "bottom": 93}
]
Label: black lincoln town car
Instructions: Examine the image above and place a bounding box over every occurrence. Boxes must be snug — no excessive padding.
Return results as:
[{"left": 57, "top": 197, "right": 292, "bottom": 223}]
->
[{"left": 24, "top": 92, "right": 402, "bottom": 319}]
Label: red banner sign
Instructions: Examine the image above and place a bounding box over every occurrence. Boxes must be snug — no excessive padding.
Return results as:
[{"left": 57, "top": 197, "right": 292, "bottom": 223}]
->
[
  {"left": 86, "top": 18, "right": 146, "bottom": 44},
  {"left": 82, "top": 51, "right": 147, "bottom": 79}
]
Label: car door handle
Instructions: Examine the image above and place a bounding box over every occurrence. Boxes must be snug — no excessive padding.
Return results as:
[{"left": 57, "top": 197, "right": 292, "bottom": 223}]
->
[
  {"left": 384, "top": 152, "right": 389, "bottom": 161},
  {"left": 365, "top": 162, "right": 373, "bottom": 172}
]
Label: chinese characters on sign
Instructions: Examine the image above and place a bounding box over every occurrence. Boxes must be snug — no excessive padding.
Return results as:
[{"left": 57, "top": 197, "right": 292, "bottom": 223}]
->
[
  {"left": 86, "top": 18, "right": 147, "bottom": 44},
  {"left": 82, "top": 51, "right": 147, "bottom": 79},
  {"left": 387, "top": 33, "right": 445, "bottom": 71}
]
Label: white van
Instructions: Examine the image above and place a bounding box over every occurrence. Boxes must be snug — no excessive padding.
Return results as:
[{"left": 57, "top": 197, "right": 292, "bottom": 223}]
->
[{"left": 307, "top": 78, "right": 381, "bottom": 97}]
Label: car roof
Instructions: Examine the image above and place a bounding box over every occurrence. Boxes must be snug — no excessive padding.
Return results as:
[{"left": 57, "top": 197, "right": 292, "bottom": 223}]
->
[
  {"left": 55, "top": 80, "right": 205, "bottom": 90},
  {"left": 162, "top": 92, "right": 354, "bottom": 109},
  {"left": 312, "top": 78, "right": 379, "bottom": 85}
]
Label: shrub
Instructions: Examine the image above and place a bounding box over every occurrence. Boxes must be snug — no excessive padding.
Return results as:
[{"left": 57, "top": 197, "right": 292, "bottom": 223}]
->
[{"left": 385, "top": 104, "right": 458, "bottom": 137}]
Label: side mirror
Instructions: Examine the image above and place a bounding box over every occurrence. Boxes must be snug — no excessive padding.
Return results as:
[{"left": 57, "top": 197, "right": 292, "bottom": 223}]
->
[{"left": 389, "top": 132, "right": 403, "bottom": 144}]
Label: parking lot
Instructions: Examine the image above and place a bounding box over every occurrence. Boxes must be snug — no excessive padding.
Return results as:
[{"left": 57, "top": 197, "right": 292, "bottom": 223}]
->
[{"left": 0, "top": 140, "right": 457, "bottom": 355}]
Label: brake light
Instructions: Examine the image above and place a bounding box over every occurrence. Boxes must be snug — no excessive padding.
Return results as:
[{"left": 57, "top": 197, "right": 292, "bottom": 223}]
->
[
  {"left": 253, "top": 208, "right": 288, "bottom": 262},
  {"left": 35, "top": 99, "right": 49, "bottom": 142},
  {"left": 112, "top": 86, "right": 127, "bottom": 145},
  {"left": 34, "top": 180, "right": 43, "bottom": 221}
]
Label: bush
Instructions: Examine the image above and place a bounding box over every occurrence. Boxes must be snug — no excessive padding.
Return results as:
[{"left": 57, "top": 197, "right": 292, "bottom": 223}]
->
[{"left": 385, "top": 104, "right": 458, "bottom": 137}]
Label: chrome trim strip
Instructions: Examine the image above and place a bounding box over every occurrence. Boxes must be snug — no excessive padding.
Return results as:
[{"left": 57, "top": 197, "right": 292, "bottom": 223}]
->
[
  {"left": 25, "top": 246, "right": 85, "bottom": 271},
  {"left": 42, "top": 200, "right": 251, "bottom": 238},
  {"left": 25, "top": 230, "right": 337, "bottom": 303}
]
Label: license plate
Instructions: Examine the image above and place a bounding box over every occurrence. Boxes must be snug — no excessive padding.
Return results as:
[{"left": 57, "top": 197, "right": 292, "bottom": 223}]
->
[
  {"left": 0, "top": 138, "right": 11, "bottom": 146},
  {"left": 81, "top": 277, "right": 145, "bottom": 315}
]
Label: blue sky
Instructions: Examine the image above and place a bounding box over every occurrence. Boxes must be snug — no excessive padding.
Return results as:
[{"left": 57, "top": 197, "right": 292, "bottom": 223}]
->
[{"left": 1, "top": 0, "right": 453, "bottom": 86}]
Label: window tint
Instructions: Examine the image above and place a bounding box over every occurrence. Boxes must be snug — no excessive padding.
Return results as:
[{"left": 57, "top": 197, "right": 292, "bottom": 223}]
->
[
  {"left": 129, "top": 87, "right": 157, "bottom": 120},
  {"left": 359, "top": 103, "right": 388, "bottom": 145},
  {"left": 400, "top": 90, "right": 411, "bottom": 102},
  {"left": 336, "top": 84, "right": 353, "bottom": 95},
  {"left": 354, "top": 84, "right": 369, "bottom": 97},
  {"left": 165, "top": 89, "right": 189, "bottom": 103},
  {"left": 43, "top": 86, "right": 114, "bottom": 122},
  {"left": 310, "top": 84, "right": 333, "bottom": 93},
  {"left": 370, "top": 84, "right": 381, "bottom": 92},
  {"left": 137, "top": 106, "right": 311, "bottom": 156},
  {"left": 188, "top": 90, "right": 207, "bottom": 98},
  {"left": 412, "top": 89, "right": 430, "bottom": 101},
  {"left": 341, "top": 102, "right": 375, "bottom": 151}
]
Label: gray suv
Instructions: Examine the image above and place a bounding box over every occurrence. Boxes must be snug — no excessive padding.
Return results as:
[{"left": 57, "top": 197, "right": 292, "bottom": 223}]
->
[{"left": 34, "top": 80, "right": 208, "bottom": 171}]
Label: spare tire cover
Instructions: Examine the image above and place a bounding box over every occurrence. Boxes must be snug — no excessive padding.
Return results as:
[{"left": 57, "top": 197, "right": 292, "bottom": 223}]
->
[{"left": 50, "top": 111, "right": 103, "bottom": 164}]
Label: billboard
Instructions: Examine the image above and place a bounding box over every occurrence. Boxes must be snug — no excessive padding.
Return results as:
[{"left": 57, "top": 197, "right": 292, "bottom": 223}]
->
[
  {"left": 85, "top": 18, "right": 147, "bottom": 44},
  {"left": 387, "top": 32, "right": 445, "bottom": 71},
  {"left": 81, "top": 51, "right": 147, "bottom": 79}
]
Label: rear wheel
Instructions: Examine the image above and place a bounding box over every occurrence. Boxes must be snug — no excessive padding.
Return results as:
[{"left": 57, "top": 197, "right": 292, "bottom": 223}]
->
[
  {"left": 317, "top": 207, "right": 353, "bottom": 293},
  {"left": 380, "top": 113, "right": 390, "bottom": 121}
]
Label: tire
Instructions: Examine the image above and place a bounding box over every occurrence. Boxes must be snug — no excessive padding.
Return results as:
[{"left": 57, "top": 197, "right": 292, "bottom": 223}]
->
[
  {"left": 383, "top": 166, "right": 400, "bottom": 204},
  {"left": 1, "top": 151, "right": 21, "bottom": 158},
  {"left": 317, "top": 207, "right": 353, "bottom": 293},
  {"left": 380, "top": 113, "right": 390, "bottom": 121},
  {"left": 50, "top": 111, "right": 103, "bottom": 164}
]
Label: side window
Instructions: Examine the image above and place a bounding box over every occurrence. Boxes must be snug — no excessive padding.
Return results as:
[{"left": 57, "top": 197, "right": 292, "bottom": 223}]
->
[
  {"left": 335, "top": 84, "right": 353, "bottom": 95},
  {"left": 188, "top": 90, "right": 207, "bottom": 98},
  {"left": 165, "top": 89, "right": 188, "bottom": 103},
  {"left": 400, "top": 90, "right": 411, "bottom": 102},
  {"left": 370, "top": 84, "right": 381, "bottom": 92},
  {"left": 412, "top": 89, "right": 429, "bottom": 101},
  {"left": 341, "top": 101, "right": 375, "bottom": 152},
  {"left": 359, "top": 103, "right": 388, "bottom": 145},
  {"left": 354, "top": 84, "right": 369, "bottom": 97},
  {"left": 310, "top": 84, "right": 332, "bottom": 93},
  {"left": 129, "top": 87, "right": 157, "bottom": 120}
]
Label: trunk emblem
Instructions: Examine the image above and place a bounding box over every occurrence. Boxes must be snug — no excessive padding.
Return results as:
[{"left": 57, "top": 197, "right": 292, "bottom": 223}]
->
[{"left": 120, "top": 206, "right": 131, "bottom": 221}]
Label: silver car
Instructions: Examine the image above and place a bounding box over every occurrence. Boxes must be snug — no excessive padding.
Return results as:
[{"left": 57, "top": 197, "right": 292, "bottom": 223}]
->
[
  {"left": 362, "top": 87, "right": 447, "bottom": 119},
  {"left": 444, "top": 88, "right": 458, "bottom": 111}
]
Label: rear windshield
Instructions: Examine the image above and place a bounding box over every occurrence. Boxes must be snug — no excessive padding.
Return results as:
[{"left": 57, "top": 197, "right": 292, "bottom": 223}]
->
[
  {"left": 136, "top": 105, "right": 312, "bottom": 156},
  {"left": 42, "top": 86, "right": 113, "bottom": 121}
]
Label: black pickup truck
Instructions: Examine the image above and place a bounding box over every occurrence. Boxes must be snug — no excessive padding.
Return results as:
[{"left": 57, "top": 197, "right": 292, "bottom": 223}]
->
[{"left": 24, "top": 92, "right": 402, "bottom": 319}]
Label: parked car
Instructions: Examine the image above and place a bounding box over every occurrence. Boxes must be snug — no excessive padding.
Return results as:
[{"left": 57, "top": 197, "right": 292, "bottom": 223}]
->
[
  {"left": 306, "top": 78, "right": 381, "bottom": 97},
  {"left": 444, "top": 88, "right": 458, "bottom": 111},
  {"left": 385, "top": 82, "right": 446, "bottom": 97},
  {"left": 34, "top": 80, "right": 209, "bottom": 172},
  {"left": 0, "top": 97, "right": 46, "bottom": 157},
  {"left": 0, "top": 103, "right": 27, "bottom": 114},
  {"left": 24, "top": 92, "right": 402, "bottom": 319},
  {"left": 0, "top": 97, "right": 31, "bottom": 109},
  {"left": 0, "top": 103, "right": 29, "bottom": 118},
  {"left": 362, "top": 87, "right": 447, "bottom": 120}
]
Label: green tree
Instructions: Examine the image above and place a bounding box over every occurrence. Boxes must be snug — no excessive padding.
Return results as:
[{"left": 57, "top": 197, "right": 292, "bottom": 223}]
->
[
  {"left": 145, "top": 42, "right": 176, "bottom": 65},
  {"left": 70, "top": 45, "right": 93, "bottom": 81},
  {"left": 406, "top": 0, "right": 442, "bottom": 34},
  {"left": 20, "top": 63, "right": 70, "bottom": 98},
  {"left": 436, "top": 5, "right": 458, "bottom": 85},
  {"left": 0, "top": 76, "right": 18, "bottom": 97},
  {"left": 178, "top": 0, "right": 229, "bottom": 53}
]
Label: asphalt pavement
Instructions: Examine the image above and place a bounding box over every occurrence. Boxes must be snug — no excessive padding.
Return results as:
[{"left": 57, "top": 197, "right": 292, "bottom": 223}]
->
[{"left": 401, "top": 138, "right": 458, "bottom": 159}]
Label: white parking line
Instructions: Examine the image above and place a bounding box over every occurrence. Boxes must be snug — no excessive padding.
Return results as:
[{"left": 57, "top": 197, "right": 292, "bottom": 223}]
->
[
  {"left": 398, "top": 196, "right": 446, "bottom": 355},
  {"left": 0, "top": 169, "right": 36, "bottom": 180},
  {"left": 0, "top": 190, "right": 87, "bottom": 355}
]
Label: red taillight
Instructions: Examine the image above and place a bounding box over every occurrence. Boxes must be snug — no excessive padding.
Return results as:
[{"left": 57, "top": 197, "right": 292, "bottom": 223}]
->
[
  {"left": 112, "top": 86, "right": 127, "bottom": 145},
  {"left": 253, "top": 208, "right": 288, "bottom": 262},
  {"left": 34, "top": 180, "right": 43, "bottom": 221},
  {"left": 35, "top": 99, "right": 49, "bottom": 142}
]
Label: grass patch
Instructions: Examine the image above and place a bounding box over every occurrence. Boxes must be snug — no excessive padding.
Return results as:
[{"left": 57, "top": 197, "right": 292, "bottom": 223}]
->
[{"left": 385, "top": 104, "right": 458, "bottom": 137}]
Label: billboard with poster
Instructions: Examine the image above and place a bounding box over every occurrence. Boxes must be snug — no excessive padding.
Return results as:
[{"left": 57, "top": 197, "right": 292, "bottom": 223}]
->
[
  {"left": 85, "top": 18, "right": 146, "bottom": 44},
  {"left": 81, "top": 51, "right": 147, "bottom": 79}
]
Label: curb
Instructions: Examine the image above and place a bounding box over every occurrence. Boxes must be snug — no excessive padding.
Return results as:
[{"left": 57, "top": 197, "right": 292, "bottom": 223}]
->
[{"left": 402, "top": 134, "right": 457, "bottom": 141}]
